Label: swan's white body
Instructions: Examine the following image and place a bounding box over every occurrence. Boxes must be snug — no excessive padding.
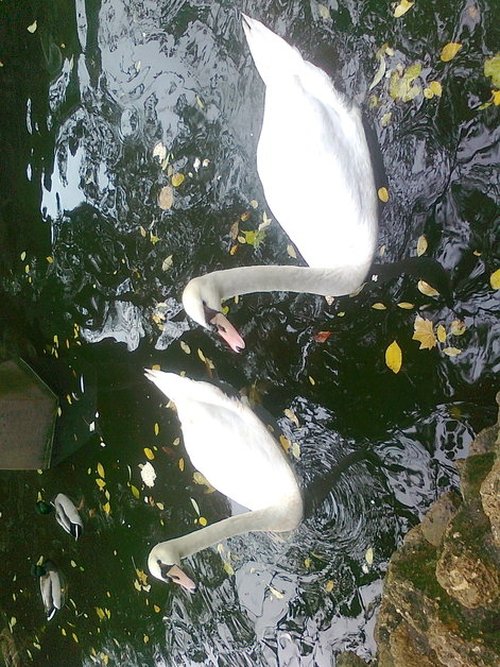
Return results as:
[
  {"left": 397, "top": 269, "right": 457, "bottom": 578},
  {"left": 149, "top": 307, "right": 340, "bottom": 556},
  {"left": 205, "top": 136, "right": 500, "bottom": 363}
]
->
[
  {"left": 145, "top": 369, "right": 303, "bottom": 590},
  {"left": 182, "top": 15, "right": 377, "bottom": 351}
]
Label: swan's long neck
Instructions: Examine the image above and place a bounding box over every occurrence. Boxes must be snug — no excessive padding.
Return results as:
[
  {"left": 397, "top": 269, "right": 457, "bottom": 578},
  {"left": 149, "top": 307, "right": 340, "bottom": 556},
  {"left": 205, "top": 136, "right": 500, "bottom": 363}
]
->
[
  {"left": 168, "top": 502, "right": 301, "bottom": 562},
  {"left": 209, "top": 264, "right": 369, "bottom": 303}
]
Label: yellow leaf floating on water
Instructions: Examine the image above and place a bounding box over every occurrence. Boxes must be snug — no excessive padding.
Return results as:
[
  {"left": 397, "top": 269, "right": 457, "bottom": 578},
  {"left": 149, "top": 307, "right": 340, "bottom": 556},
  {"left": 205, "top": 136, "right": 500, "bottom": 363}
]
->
[
  {"left": 417, "top": 280, "right": 440, "bottom": 297},
  {"left": 325, "top": 579, "right": 335, "bottom": 593},
  {"left": 416, "top": 235, "right": 428, "bottom": 256},
  {"left": 317, "top": 4, "right": 330, "bottom": 20},
  {"left": 443, "top": 347, "right": 462, "bottom": 357},
  {"left": 171, "top": 172, "right": 185, "bottom": 187},
  {"left": 287, "top": 243, "right": 297, "bottom": 258},
  {"left": 372, "top": 302, "right": 387, "bottom": 310},
  {"left": 158, "top": 185, "right": 173, "bottom": 210},
  {"left": 178, "top": 457, "right": 185, "bottom": 472},
  {"left": 365, "top": 547, "right": 374, "bottom": 565},
  {"left": 378, "top": 187, "right": 389, "bottom": 202},
  {"left": 397, "top": 302, "right": 414, "bottom": 309},
  {"left": 436, "top": 324, "right": 447, "bottom": 343},
  {"left": 97, "top": 463, "right": 105, "bottom": 478},
  {"left": 180, "top": 340, "right": 191, "bottom": 354},
  {"left": 223, "top": 561, "right": 235, "bottom": 576},
  {"left": 279, "top": 434, "right": 292, "bottom": 453},
  {"left": 291, "top": 442, "right": 301, "bottom": 460},
  {"left": 440, "top": 42, "right": 462, "bottom": 63},
  {"left": 424, "top": 80, "right": 443, "bottom": 98},
  {"left": 162, "top": 255, "right": 173, "bottom": 271},
  {"left": 199, "top": 516, "right": 208, "bottom": 527},
  {"left": 130, "top": 484, "right": 140, "bottom": 499},
  {"left": 490, "top": 268, "right": 500, "bottom": 289},
  {"left": 385, "top": 340, "right": 402, "bottom": 374},
  {"left": 284, "top": 408, "right": 300, "bottom": 427},
  {"left": 412, "top": 315, "right": 437, "bottom": 350},
  {"left": 154, "top": 422, "right": 160, "bottom": 436},
  {"left": 269, "top": 585, "right": 284, "bottom": 599},
  {"left": 144, "top": 448, "right": 155, "bottom": 461},
  {"left": 102, "top": 502, "right": 111, "bottom": 515},
  {"left": 393, "top": 0, "right": 414, "bottom": 19},
  {"left": 450, "top": 319, "right": 466, "bottom": 336},
  {"left": 96, "top": 478, "right": 106, "bottom": 490},
  {"left": 27, "top": 21, "right": 37, "bottom": 33}
]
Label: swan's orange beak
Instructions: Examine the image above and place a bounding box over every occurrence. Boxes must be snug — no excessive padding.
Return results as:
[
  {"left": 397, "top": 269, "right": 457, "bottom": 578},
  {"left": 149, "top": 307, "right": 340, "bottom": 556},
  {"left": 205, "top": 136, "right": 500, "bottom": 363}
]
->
[
  {"left": 210, "top": 312, "right": 245, "bottom": 353},
  {"left": 166, "top": 564, "right": 197, "bottom": 593}
]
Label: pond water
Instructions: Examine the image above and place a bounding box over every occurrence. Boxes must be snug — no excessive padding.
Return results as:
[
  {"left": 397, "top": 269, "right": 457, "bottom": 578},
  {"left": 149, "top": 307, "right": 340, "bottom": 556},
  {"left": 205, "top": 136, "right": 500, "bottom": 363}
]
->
[{"left": 0, "top": 0, "right": 498, "bottom": 665}]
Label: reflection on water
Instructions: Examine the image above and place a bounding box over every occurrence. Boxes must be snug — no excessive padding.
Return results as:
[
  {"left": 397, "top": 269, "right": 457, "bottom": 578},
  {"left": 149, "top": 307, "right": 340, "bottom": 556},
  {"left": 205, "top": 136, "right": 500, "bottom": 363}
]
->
[{"left": 0, "top": 0, "right": 498, "bottom": 665}]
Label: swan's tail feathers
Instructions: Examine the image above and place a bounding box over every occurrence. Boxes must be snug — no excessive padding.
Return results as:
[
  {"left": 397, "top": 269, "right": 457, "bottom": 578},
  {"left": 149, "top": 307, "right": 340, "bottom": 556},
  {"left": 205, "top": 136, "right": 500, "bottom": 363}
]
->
[
  {"left": 144, "top": 369, "right": 244, "bottom": 413},
  {"left": 241, "top": 14, "right": 303, "bottom": 84}
]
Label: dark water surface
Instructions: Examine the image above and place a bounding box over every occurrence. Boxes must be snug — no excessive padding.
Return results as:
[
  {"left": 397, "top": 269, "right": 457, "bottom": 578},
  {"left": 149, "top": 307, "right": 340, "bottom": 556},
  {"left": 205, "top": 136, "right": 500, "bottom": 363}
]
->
[{"left": 0, "top": 0, "right": 498, "bottom": 665}]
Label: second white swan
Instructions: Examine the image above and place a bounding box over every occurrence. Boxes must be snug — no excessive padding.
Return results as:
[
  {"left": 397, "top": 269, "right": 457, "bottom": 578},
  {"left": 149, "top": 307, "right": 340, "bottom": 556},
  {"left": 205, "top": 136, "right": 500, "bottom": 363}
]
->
[
  {"left": 145, "top": 369, "right": 303, "bottom": 591},
  {"left": 182, "top": 14, "right": 378, "bottom": 351}
]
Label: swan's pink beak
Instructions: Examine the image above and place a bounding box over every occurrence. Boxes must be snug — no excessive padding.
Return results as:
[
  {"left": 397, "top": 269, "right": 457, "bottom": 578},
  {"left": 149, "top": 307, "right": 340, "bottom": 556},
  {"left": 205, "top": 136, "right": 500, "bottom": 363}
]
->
[
  {"left": 167, "top": 564, "right": 197, "bottom": 593},
  {"left": 210, "top": 312, "right": 245, "bottom": 353}
]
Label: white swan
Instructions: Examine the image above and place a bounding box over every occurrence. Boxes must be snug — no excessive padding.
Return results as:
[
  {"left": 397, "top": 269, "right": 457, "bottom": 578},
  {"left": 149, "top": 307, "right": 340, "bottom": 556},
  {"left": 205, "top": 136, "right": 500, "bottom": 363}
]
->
[
  {"left": 145, "top": 369, "right": 303, "bottom": 591},
  {"left": 182, "top": 14, "right": 377, "bottom": 351}
]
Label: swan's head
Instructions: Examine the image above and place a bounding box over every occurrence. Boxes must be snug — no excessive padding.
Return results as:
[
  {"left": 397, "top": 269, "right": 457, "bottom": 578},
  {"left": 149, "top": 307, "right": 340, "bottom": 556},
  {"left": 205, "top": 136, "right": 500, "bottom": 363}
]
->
[
  {"left": 148, "top": 543, "right": 197, "bottom": 593},
  {"left": 182, "top": 276, "right": 245, "bottom": 353}
]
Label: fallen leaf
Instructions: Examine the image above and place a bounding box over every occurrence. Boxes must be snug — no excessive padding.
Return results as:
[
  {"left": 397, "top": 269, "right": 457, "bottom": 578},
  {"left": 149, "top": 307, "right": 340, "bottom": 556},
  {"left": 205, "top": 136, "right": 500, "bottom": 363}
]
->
[
  {"left": 484, "top": 54, "right": 500, "bottom": 88},
  {"left": 378, "top": 187, "right": 389, "bottom": 202},
  {"left": 393, "top": 0, "right": 414, "bottom": 19},
  {"left": 279, "top": 434, "right": 292, "bottom": 453},
  {"left": 152, "top": 142, "right": 167, "bottom": 163},
  {"left": 130, "top": 484, "right": 140, "bottom": 499},
  {"left": 178, "top": 457, "right": 185, "bottom": 472},
  {"left": 180, "top": 340, "right": 191, "bottom": 354},
  {"left": 412, "top": 315, "right": 437, "bottom": 350},
  {"left": 490, "top": 268, "right": 500, "bottom": 289},
  {"left": 389, "top": 63, "right": 422, "bottom": 101},
  {"left": 162, "top": 255, "right": 173, "bottom": 271},
  {"left": 450, "top": 320, "right": 466, "bottom": 336},
  {"left": 284, "top": 408, "right": 300, "bottom": 427},
  {"left": 171, "top": 173, "right": 185, "bottom": 187},
  {"left": 372, "top": 302, "right": 387, "bottom": 310},
  {"left": 144, "top": 447, "right": 155, "bottom": 460},
  {"left": 416, "top": 235, "right": 428, "bottom": 256},
  {"left": 292, "top": 442, "right": 301, "bottom": 459},
  {"left": 97, "top": 462, "right": 105, "bottom": 478},
  {"left": 442, "top": 346, "right": 462, "bottom": 357},
  {"left": 313, "top": 330, "right": 332, "bottom": 343},
  {"left": 325, "top": 580, "right": 335, "bottom": 593},
  {"left": 269, "top": 585, "right": 284, "bottom": 599},
  {"left": 27, "top": 20, "right": 37, "bottom": 33},
  {"left": 436, "top": 324, "right": 447, "bottom": 343},
  {"left": 397, "top": 302, "right": 414, "bottom": 309},
  {"left": 141, "top": 461, "right": 156, "bottom": 488},
  {"left": 317, "top": 4, "right": 330, "bottom": 20},
  {"left": 427, "top": 80, "right": 443, "bottom": 97},
  {"left": 365, "top": 547, "right": 374, "bottom": 565},
  {"left": 158, "top": 186, "right": 173, "bottom": 210},
  {"left": 417, "top": 280, "right": 440, "bottom": 297},
  {"left": 287, "top": 243, "right": 297, "bottom": 258},
  {"left": 385, "top": 340, "right": 402, "bottom": 374},
  {"left": 440, "top": 42, "right": 462, "bottom": 63}
]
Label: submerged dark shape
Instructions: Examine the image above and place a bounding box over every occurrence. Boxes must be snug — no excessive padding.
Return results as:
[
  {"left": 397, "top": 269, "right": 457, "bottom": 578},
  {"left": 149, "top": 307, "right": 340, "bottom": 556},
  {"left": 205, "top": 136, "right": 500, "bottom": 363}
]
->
[{"left": 0, "top": 359, "right": 58, "bottom": 470}]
